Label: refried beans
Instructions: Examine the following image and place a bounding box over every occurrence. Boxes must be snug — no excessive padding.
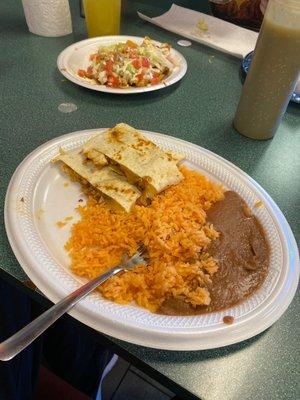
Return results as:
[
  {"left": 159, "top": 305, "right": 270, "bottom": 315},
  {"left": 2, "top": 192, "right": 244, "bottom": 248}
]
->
[{"left": 158, "top": 191, "right": 269, "bottom": 315}]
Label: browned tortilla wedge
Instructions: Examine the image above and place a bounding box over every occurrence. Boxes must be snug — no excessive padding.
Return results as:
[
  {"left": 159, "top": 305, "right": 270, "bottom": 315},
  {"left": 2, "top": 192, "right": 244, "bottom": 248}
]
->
[
  {"left": 56, "top": 148, "right": 141, "bottom": 212},
  {"left": 83, "top": 123, "right": 184, "bottom": 202}
]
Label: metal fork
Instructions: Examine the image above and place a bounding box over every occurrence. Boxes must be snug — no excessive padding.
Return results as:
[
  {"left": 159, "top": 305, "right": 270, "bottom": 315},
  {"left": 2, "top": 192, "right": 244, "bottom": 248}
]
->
[{"left": 0, "top": 245, "right": 147, "bottom": 361}]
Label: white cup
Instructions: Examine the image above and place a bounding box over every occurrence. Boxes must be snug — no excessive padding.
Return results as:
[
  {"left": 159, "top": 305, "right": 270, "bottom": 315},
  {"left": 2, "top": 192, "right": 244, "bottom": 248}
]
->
[{"left": 22, "top": 0, "right": 72, "bottom": 37}]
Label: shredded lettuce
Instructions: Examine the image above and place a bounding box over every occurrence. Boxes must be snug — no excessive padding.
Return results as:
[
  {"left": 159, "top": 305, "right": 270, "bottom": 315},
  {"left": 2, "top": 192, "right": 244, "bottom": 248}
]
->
[{"left": 83, "top": 37, "right": 177, "bottom": 88}]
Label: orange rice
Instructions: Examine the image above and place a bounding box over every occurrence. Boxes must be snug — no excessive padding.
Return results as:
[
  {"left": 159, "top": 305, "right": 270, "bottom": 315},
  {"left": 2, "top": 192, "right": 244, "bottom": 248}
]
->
[{"left": 65, "top": 167, "right": 224, "bottom": 312}]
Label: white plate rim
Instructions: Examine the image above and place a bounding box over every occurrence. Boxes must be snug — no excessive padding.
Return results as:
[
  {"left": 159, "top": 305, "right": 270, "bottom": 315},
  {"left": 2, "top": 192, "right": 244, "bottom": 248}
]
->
[
  {"left": 57, "top": 36, "right": 188, "bottom": 94},
  {"left": 4, "top": 129, "right": 299, "bottom": 350}
]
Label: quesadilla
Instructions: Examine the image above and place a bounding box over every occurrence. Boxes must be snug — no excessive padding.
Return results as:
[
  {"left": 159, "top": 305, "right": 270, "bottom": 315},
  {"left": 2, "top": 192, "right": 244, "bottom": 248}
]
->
[
  {"left": 84, "top": 147, "right": 108, "bottom": 167},
  {"left": 83, "top": 123, "right": 184, "bottom": 203},
  {"left": 56, "top": 148, "right": 141, "bottom": 212},
  {"left": 164, "top": 150, "right": 185, "bottom": 164}
]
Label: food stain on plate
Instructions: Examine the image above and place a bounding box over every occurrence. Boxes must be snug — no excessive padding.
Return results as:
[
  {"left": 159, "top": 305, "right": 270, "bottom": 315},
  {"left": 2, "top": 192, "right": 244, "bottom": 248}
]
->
[
  {"left": 36, "top": 209, "right": 45, "bottom": 220},
  {"left": 16, "top": 196, "right": 29, "bottom": 217},
  {"left": 56, "top": 216, "right": 73, "bottom": 228},
  {"left": 223, "top": 316, "right": 234, "bottom": 325},
  {"left": 254, "top": 200, "right": 263, "bottom": 208}
]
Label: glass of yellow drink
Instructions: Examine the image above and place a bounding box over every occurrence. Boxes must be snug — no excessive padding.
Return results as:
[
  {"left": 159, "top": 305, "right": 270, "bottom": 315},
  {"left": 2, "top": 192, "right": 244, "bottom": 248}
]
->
[{"left": 83, "top": 0, "right": 121, "bottom": 37}]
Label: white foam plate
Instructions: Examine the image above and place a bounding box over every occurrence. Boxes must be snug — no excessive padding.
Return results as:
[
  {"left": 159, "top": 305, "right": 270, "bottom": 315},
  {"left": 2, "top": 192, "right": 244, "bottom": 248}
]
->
[
  {"left": 57, "top": 36, "right": 187, "bottom": 94},
  {"left": 5, "top": 129, "right": 299, "bottom": 350}
]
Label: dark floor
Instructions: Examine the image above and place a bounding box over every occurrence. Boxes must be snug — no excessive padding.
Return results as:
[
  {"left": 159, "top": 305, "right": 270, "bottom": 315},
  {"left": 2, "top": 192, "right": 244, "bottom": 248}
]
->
[
  {"left": 34, "top": 356, "right": 176, "bottom": 400},
  {"left": 103, "top": 358, "right": 175, "bottom": 400}
]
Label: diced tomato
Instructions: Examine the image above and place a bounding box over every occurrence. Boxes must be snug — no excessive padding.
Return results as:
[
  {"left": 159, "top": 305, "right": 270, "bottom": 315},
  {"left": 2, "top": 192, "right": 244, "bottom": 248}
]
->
[
  {"left": 151, "top": 72, "right": 162, "bottom": 84},
  {"left": 136, "top": 72, "right": 144, "bottom": 82},
  {"left": 86, "top": 66, "right": 93, "bottom": 78},
  {"left": 104, "top": 59, "right": 114, "bottom": 74},
  {"left": 132, "top": 58, "right": 141, "bottom": 69},
  {"left": 141, "top": 57, "right": 150, "bottom": 68},
  {"left": 151, "top": 76, "right": 161, "bottom": 85},
  {"left": 107, "top": 75, "right": 120, "bottom": 87},
  {"left": 78, "top": 69, "right": 87, "bottom": 78}
]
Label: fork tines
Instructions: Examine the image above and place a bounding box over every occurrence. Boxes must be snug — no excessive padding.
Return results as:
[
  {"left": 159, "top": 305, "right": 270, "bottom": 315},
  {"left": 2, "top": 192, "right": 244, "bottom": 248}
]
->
[{"left": 125, "top": 244, "right": 149, "bottom": 269}]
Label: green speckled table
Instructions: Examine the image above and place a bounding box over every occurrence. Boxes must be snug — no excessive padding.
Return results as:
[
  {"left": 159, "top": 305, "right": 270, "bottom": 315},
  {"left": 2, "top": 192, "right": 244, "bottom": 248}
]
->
[{"left": 0, "top": 1, "right": 299, "bottom": 399}]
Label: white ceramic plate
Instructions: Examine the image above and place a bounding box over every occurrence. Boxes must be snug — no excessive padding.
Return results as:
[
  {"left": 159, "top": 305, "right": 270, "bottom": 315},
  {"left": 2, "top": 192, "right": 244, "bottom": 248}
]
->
[
  {"left": 5, "top": 129, "right": 299, "bottom": 350},
  {"left": 57, "top": 36, "right": 187, "bottom": 94}
]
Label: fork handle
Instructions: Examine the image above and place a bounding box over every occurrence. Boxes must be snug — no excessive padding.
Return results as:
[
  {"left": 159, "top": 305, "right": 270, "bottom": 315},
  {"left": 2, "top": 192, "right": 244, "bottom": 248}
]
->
[{"left": 0, "top": 265, "right": 123, "bottom": 361}]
